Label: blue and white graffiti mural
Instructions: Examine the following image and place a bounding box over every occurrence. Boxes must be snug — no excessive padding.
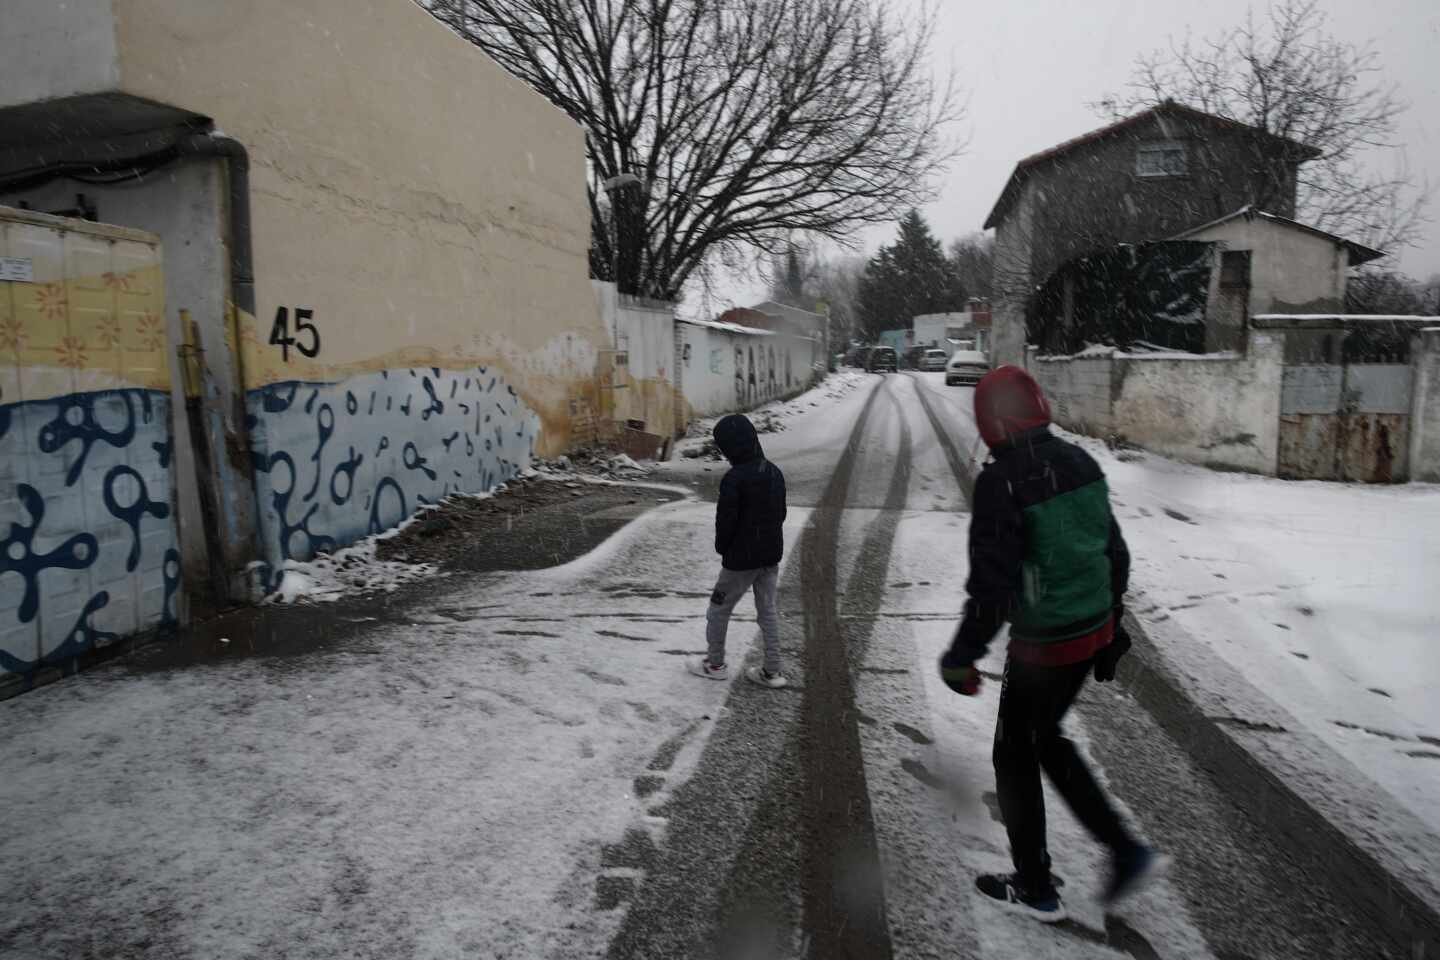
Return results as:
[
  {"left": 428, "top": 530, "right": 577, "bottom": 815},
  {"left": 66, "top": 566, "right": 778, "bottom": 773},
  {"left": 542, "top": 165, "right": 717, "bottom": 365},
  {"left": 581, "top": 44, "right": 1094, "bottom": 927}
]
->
[
  {"left": 244, "top": 366, "right": 540, "bottom": 590},
  {"left": 0, "top": 388, "right": 181, "bottom": 682}
]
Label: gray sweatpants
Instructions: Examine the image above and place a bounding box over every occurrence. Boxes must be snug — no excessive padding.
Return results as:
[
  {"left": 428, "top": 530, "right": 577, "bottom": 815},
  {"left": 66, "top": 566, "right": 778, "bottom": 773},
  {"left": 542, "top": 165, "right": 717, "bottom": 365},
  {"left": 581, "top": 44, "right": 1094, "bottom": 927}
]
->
[{"left": 706, "top": 565, "right": 781, "bottom": 674}]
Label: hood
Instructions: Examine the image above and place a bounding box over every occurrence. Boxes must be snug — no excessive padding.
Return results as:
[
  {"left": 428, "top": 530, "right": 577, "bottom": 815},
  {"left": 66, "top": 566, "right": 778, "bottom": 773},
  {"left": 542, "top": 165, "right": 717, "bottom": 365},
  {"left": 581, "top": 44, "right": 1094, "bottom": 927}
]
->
[
  {"left": 974, "top": 365, "right": 1052, "bottom": 448},
  {"left": 713, "top": 414, "right": 763, "bottom": 464}
]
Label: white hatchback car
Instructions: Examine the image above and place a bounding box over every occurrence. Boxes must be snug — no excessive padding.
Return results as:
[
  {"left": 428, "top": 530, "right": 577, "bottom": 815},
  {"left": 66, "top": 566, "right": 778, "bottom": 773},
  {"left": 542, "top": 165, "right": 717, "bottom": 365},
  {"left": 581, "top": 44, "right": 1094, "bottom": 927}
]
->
[{"left": 945, "top": 350, "right": 990, "bottom": 386}]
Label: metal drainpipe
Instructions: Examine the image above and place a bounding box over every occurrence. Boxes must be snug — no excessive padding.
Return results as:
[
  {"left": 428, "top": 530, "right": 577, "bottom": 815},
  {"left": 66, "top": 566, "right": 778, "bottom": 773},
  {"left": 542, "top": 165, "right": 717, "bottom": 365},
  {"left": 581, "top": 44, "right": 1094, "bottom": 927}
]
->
[{"left": 175, "top": 132, "right": 260, "bottom": 600}]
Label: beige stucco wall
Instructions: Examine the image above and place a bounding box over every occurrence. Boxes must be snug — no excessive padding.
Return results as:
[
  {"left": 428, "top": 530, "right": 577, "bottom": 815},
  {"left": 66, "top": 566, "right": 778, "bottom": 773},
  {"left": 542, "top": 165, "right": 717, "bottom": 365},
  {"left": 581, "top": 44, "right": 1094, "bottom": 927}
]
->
[
  {"left": 107, "top": 0, "right": 606, "bottom": 450},
  {"left": 1184, "top": 216, "right": 1348, "bottom": 315}
]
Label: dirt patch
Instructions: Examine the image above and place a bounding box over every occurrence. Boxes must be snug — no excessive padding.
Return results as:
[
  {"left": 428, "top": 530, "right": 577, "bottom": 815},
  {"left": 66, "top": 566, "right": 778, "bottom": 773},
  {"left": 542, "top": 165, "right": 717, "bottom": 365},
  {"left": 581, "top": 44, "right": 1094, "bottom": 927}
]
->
[{"left": 374, "top": 475, "right": 684, "bottom": 571}]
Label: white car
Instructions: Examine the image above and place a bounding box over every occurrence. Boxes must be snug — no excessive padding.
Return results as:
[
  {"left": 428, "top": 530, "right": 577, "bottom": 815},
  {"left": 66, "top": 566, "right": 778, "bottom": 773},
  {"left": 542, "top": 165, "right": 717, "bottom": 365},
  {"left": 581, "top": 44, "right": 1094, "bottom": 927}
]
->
[
  {"left": 945, "top": 350, "right": 990, "bottom": 386},
  {"left": 920, "top": 348, "right": 949, "bottom": 372}
]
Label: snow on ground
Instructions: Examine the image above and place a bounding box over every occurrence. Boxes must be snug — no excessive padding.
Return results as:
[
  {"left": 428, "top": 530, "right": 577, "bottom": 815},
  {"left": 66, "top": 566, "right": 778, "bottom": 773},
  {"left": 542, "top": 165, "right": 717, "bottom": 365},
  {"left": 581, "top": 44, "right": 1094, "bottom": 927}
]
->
[
  {"left": 672, "top": 368, "right": 872, "bottom": 457},
  {"left": 908, "top": 370, "right": 1440, "bottom": 840},
  {"left": 1, "top": 377, "right": 887, "bottom": 960},
  {"left": 0, "top": 495, "right": 814, "bottom": 960},
  {"left": 1055, "top": 429, "right": 1440, "bottom": 836}
]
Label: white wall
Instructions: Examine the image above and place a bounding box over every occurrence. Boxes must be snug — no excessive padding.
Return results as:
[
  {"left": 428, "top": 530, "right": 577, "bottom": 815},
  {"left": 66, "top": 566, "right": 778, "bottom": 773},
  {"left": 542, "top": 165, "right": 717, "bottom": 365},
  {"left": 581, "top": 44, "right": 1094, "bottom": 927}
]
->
[
  {"left": 1031, "top": 352, "right": 1116, "bottom": 436},
  {"left": 1112, "top": 331, "right": 1283, "bottom": 474},
  {"left": 1032, "top": 330, "right": 1284, "bottom": 474},
  {"left": 0, "top": 0, "right": 118, "bottom": 108},
  {"left": 1184, "top": 215, "right": 1348, "bottom": 314},
  {"left": 678, "top": 322, "right": 819, "bottom": 419},
  {"left": 1411, "top": 328, "right": 1440, "bottom": 483},
  {"left": 592, "top": 280, "right": 679, "bottom": 439}
]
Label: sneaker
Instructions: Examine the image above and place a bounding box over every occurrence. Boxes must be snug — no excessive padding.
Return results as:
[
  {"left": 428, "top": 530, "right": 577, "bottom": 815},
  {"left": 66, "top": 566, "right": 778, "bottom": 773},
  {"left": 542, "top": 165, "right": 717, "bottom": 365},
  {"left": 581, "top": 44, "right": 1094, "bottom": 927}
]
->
[
  {"left": 1104, "top": 845, "right": 1167, "bottom": 905},
  {"left": 745, "top": 666, "right": 788, "bottom": 689},
  {"left": 690, "top": 658, "right": 729, "bottom": 681},
  {"left": 975, "top": 873, "right": 1067, "bottom": 923}
]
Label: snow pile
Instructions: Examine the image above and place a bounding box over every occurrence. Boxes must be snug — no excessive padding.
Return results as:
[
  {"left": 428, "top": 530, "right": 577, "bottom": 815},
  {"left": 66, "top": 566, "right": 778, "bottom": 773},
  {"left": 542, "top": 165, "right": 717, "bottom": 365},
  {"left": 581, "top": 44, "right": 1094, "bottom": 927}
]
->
[
  {"left": 265, "top": 521, "right": 444, "bottom": 604},
  {"left": 1056, "top": 426, "right": 1440, "bottom": 836}
]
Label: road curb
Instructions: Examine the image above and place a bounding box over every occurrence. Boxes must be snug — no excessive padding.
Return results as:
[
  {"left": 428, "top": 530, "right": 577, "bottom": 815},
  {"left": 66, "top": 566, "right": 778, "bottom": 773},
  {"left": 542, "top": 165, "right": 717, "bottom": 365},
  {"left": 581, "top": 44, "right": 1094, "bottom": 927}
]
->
[{"left": 1116, "top": 610, "right": 1440, "bottom": 957}]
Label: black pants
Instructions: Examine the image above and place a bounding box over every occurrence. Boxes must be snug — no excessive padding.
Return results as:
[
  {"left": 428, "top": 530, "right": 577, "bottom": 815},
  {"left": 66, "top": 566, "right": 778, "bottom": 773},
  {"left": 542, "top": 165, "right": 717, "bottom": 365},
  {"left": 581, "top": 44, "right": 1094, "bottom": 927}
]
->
[{"left": 993, "top": 655, "right": 1136, "bottom": 888}]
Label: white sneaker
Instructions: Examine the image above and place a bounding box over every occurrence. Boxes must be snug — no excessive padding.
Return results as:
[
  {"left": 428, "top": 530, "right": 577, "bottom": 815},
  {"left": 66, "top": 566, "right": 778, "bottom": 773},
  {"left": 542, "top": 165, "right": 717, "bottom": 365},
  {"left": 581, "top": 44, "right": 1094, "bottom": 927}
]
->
[
  {"left": 690, "top": 658, "right": 729, "bottom": 680},
  {"left": 745, "top": 666, "right": 788, "bottom": 688}
]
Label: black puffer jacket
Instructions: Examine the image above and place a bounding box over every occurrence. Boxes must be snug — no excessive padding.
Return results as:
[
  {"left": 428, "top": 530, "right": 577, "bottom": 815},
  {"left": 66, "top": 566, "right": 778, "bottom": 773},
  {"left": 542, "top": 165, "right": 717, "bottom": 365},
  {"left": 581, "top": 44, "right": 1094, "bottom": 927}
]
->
[{"left": 713, "top": 414, "right": 787, "bottom": 570}]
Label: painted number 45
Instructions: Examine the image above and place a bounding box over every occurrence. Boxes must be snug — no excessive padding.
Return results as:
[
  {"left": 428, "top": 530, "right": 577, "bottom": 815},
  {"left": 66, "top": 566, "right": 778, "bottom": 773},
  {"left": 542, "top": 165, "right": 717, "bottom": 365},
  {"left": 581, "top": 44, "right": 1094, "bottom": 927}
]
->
[{"left": 269, "top": 307, "right": 321, "bottom": 361}]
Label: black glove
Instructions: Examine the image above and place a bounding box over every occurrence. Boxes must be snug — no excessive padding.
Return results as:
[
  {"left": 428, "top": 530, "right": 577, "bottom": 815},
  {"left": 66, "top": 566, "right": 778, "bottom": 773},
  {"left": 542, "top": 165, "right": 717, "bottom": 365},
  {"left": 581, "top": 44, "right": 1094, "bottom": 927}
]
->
[{"left": 1093, "top": 616, "right": 1132, "bottom": 683}]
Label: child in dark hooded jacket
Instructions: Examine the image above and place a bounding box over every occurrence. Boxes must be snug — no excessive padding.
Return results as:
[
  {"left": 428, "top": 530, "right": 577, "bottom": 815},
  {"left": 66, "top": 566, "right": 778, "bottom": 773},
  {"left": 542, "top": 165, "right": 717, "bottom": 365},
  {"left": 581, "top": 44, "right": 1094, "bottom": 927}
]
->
[
  {"left": 692, "top": 414, "right": 789, "bottom": 688},
  {"left": 940, "top": 365, "right": 1161, "bottom": 922}
]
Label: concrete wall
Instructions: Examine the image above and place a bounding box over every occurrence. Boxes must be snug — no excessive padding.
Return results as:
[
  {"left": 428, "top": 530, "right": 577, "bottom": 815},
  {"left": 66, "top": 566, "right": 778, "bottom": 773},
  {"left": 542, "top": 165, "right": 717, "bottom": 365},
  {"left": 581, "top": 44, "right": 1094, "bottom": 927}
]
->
[
  {"left": 0, "top": 0, "right": 119, "bottom": 108},
  {"left": 1411, "top": 328, "right": 1440, "bottom": 483},
  {"left": 678, "top": 321, "right": 820, "bottom": 419},
  {"left": 4, "top": 0, "right": 609, "bottom": 589},
  {"left": 1, "top": 208, "right": 179, "bottom": 694},
  {"left": 592, "top": 281, "right": 679, "bottom": 441},
  {"left": 992, "top": 185, "right": 1034, "bottom": 368},
  {"left": 1032, "top": 329, "right": 1284, "bottom": 474},
  {"left": 1183, "top": 215, "right": 1348, "bottom": 314},
  {"left": 1031, "top": 352, "right": 1117, "bottom": 437},
  {"left": 1112, "top": 331, "right": 1283, "bottom": 474}
]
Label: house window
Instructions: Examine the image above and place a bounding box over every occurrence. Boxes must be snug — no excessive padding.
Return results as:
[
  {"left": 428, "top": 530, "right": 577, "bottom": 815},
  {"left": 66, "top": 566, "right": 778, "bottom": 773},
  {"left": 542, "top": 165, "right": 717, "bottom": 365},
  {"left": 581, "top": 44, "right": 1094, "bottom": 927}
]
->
[
  {"left": 1135, "top": 141, "right": 1188, "bottom": 178},
  {"left": 1220, "top": 250, "right": 1251, "bottom": 289}
]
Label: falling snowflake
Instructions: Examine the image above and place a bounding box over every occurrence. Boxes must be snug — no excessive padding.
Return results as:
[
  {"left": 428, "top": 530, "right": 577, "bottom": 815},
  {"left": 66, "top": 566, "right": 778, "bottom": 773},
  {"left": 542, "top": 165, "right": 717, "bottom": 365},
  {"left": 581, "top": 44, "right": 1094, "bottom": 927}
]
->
[
  {"left": 0, "top": 315, "right": 25, "bottom": 351},
  {"left": 55, "top": 336, "right": 89, "bottom": 369},
  {"left": 136, "top": 311, "right": 165, "bottom": 350},
  {"left": 34, "top": 282, "right": 67, "bottom": 321}
]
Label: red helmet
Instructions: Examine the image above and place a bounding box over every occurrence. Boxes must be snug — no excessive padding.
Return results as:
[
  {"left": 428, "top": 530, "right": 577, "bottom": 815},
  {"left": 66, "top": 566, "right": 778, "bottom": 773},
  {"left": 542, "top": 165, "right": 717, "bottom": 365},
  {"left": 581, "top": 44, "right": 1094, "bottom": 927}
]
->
[{"left": 974, "top": 366, "right": 1052, "bottom": 448}]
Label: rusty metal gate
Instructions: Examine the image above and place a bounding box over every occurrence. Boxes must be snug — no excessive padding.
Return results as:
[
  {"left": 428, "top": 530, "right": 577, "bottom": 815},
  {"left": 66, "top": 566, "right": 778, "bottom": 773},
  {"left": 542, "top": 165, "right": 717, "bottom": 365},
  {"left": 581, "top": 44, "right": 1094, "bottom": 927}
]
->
[{"left": 1278, "top": 343, "right": 1411, "bottom": 482}]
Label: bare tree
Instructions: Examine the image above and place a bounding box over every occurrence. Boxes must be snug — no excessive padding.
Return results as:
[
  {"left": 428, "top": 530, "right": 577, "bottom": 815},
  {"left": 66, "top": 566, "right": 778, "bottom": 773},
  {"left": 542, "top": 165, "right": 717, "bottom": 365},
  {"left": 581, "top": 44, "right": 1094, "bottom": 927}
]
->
[
  {"left": 1101, "top": 0, "right": 1428, "bottom": 256},
  {"left": 421, "top": 0, "right": 961, "bottom": 299},
  {"left": 948, "top": 232, "right": 993, "bottom": 300}
]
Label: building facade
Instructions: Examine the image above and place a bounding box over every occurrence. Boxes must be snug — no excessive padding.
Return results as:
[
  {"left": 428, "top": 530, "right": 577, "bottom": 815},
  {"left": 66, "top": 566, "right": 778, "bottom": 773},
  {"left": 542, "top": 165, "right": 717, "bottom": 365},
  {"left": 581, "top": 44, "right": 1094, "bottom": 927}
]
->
[
  {"left": 984, "top": 102, "right": 1319, "bottom": 366},
  {"left": 1, "top": 0, "right": 610, "bottom": 690}
]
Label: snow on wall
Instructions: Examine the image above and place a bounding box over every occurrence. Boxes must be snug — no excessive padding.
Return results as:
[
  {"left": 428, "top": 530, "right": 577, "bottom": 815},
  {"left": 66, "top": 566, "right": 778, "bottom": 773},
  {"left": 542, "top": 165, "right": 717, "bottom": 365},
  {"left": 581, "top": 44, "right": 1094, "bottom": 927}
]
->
[
  {"left": 677, "top": 321, "right": 820, "bottom": 419},
  {"left": 1411, "top": 329, "right": 1440, "bottom": 483},
  {"left": 243, "top": 366, "right": 539, "bottom": 592},
  {"left": 1032, "top": 330, "right": 1284, "bottom": 474}
]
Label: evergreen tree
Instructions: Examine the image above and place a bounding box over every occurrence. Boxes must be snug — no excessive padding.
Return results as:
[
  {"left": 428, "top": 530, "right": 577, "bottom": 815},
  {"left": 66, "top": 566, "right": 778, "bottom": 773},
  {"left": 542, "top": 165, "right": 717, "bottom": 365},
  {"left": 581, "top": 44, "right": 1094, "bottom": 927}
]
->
[{"left": 856, "top": 210, "right": 966, "bottom": 339}]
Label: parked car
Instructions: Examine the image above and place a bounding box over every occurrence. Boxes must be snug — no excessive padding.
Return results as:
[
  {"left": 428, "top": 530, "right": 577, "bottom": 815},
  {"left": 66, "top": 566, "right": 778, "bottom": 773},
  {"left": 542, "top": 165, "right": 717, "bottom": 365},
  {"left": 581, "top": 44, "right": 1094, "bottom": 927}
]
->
[
  {"left": 866, "top": 345, "right": 899, "bottom": 373},
  {"left": 945, "top": 349, "right": 989, "bottom": 385},
  {"left": 920, "top": 348, "right": 949, "bottom": 372},
  {"left": 842, "top": 345, "right": 867, "bottom": 367},
  {"left": 903, "top": 345, "right": 927, "bottom": 370}
]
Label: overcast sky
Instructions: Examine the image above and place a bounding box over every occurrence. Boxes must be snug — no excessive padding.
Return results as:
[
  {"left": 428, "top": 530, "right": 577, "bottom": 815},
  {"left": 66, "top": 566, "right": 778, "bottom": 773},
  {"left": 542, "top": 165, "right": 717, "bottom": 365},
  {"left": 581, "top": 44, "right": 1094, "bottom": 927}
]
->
[{"left": 701, "top": 0, "right": 1439, "bottom": 313}]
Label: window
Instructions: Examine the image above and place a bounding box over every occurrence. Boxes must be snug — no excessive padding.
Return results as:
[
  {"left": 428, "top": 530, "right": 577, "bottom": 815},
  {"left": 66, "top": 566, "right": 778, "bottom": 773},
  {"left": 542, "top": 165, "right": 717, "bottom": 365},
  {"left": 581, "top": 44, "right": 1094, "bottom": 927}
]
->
[
  {"left": 1135, "top": 141, "right": 1188, "bottom": 178},
  {"left": 1220, "top": 250, "right": 1251, "bottom": 289}
]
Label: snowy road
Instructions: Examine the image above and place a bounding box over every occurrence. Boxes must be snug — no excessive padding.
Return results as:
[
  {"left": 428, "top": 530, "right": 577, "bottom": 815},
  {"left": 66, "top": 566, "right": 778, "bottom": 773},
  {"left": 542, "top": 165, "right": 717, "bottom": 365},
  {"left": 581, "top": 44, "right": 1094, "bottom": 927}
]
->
[{"left": 0, "top": 371, "right": 1417, "bottom": 959}]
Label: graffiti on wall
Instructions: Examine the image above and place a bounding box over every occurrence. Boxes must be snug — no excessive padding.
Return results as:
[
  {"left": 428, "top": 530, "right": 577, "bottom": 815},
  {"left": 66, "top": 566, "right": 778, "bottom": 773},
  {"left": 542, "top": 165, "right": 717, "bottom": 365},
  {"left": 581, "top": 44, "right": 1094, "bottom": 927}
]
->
[
  {"left": 1, "top": 218, "right": 179, "bottom": 686},
  {"left": 244, "top": 365, "right": 540, "bottom": 589},
  {"left": 0, "top": 388, "right": 181, "bottom": 677}
]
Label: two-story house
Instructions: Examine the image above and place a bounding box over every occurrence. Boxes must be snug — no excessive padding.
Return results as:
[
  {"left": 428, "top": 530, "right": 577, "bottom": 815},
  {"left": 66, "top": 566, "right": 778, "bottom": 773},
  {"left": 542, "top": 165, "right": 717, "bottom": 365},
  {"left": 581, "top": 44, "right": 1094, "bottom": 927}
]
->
[{"left": 983, "top": 101, "right": 1321, "bottom": 365}]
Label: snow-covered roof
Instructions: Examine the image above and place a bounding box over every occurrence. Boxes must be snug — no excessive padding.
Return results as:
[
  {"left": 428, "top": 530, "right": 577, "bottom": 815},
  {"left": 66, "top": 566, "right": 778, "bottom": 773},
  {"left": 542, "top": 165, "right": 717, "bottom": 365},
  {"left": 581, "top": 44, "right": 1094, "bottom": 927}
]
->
[
  {"left": 1171, "top": 207, "right": 1384, "bottom": 266},
  {"left": 678, "top": 317, "right": 776, "bottom": 336}
]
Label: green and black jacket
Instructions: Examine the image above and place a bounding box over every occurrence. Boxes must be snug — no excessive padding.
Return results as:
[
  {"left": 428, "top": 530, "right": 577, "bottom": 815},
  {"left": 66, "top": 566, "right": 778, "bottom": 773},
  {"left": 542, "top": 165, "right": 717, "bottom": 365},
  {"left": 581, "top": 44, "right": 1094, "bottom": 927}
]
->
[{"left": 948, "top": 428, "right": 1129, "bottom": 665}]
